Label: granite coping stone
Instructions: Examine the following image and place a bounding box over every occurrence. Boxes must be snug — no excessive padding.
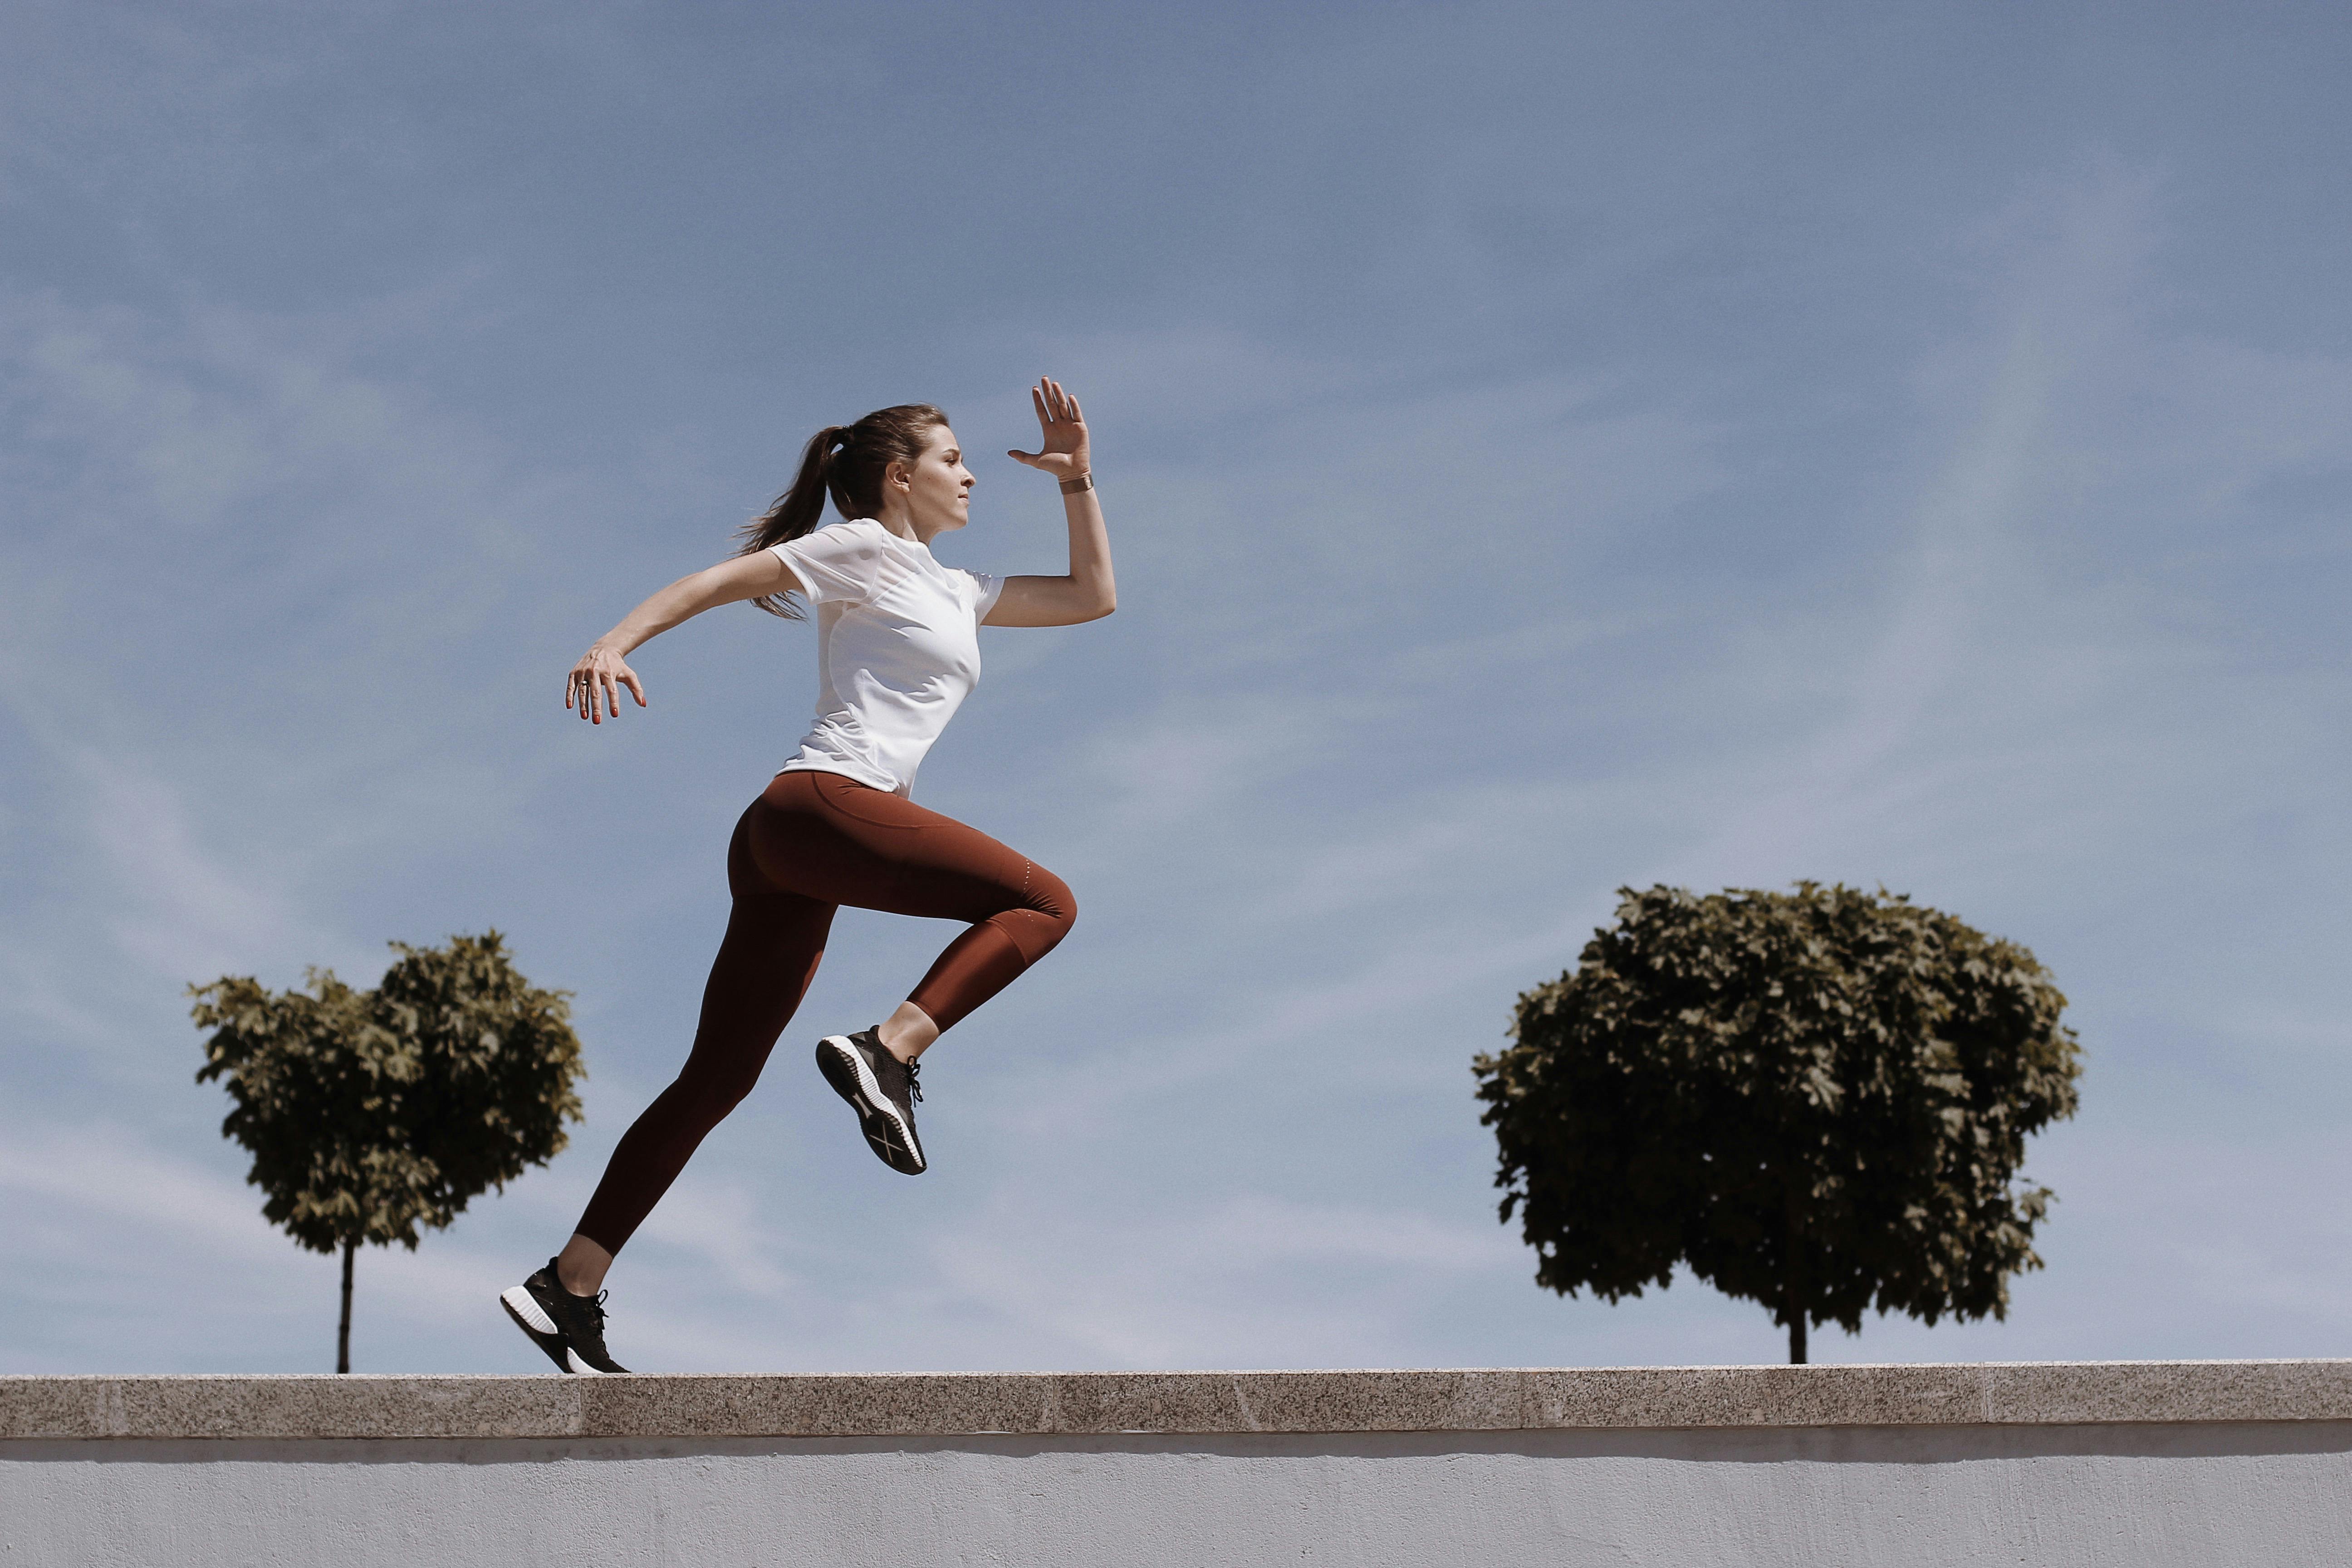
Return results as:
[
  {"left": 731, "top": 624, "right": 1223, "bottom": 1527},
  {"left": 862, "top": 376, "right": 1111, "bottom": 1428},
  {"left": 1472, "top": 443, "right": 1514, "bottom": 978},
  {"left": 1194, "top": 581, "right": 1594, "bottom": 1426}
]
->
[{"left": 5, "top": 1362, "right": 2348, "bottom": 1442}]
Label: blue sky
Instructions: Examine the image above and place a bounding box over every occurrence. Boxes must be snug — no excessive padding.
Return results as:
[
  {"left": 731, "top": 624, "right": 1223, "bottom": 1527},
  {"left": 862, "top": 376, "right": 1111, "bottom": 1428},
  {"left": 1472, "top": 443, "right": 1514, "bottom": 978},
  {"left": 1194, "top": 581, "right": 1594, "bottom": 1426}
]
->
[{"left": 4, "top": 1, "right": 2348, "bottom": 1374}]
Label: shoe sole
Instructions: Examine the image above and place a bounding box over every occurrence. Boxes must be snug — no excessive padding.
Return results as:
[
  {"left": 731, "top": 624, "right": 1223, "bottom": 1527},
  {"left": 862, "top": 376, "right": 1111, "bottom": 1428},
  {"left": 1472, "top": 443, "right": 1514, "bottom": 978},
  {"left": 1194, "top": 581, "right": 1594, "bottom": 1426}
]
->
[
  {"left": 816, "top": 1036, "right": 926, "bottom": 1175},
  {"left": 499, "top": 1286, "right": 609, "bottom": 1377}
]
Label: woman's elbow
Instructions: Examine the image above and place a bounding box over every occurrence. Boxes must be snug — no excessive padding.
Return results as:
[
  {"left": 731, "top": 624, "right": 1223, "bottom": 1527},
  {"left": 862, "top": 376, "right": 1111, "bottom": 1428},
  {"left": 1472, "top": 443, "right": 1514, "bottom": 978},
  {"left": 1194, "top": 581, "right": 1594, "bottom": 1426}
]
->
[{"left": 1086, "top": 590, "right": 1116, "bottom": 622}]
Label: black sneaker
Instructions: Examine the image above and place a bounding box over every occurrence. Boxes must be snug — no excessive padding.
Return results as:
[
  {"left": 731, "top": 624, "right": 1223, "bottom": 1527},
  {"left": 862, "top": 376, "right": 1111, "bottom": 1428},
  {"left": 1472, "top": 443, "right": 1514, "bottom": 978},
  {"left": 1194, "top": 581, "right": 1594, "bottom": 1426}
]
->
[
  {"left": 816, "top": 1028, "right": 926, "bottom": 1175},
  {"left": 500, "top": 1258, "right": 630, "bottom": 1374}
]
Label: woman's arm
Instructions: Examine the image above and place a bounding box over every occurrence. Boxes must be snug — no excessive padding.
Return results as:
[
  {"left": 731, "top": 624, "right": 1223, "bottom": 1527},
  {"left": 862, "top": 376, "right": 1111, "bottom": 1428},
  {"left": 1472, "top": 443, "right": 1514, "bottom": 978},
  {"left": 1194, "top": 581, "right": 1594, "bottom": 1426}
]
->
[
  {"left": 567, "top": 549, "right": 798, "bottom": 723},
  {"left": 988, "top": 377, "right": 1117, "bottom": 628}
]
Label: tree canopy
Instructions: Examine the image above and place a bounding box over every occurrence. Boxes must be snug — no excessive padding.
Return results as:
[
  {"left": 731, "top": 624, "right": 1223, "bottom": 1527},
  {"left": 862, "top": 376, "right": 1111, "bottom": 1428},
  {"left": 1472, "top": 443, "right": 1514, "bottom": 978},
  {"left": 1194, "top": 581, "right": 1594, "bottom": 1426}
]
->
[
  {"left": 191, "top": 931, "right": 584, "bottom": 1369},
  {"left": 1473, "top": 883, "right": 2082, "bottom": 1362}
]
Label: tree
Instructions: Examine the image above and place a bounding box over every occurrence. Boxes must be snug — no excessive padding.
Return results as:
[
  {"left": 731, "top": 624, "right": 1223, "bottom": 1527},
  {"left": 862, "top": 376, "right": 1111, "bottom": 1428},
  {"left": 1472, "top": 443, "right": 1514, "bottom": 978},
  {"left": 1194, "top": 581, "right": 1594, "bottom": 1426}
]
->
[
  {"left": 1473, "top": 883, "right": 2082, "bottom": 1363},
  {"left": 190, "top": 932, "right": 584, "bottom": 1372}
]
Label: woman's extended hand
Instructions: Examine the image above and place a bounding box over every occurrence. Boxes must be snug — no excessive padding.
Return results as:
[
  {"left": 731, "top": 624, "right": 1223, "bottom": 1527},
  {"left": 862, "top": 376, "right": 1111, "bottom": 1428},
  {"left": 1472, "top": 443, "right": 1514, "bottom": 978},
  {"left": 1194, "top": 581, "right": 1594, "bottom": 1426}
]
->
[
  {"left": 567, "top": 645, "right": 646, "bottom": 724},
  {"left": 1007, "top": 377, "right": 1090, "bottom": 482}
]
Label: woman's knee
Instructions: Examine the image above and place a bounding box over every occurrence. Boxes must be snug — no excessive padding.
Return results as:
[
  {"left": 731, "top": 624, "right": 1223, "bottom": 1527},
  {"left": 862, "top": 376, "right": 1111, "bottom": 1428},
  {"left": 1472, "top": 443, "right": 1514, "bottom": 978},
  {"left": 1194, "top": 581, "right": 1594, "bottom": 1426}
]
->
[
  {"left": 669, "top": 1056, "right": 762, "bottom": 1127},
  {"left": 1025, "top": 863, "right": 1077, "bottom": 942}
]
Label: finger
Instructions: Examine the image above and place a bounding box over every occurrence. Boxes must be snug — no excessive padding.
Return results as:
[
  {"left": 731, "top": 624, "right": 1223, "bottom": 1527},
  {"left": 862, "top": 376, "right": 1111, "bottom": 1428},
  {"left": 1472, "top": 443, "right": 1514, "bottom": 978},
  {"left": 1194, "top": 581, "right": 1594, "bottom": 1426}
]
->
[
  {"left": 1044, "top": 377, "right": 1067, "bottom": 420},
  {"left": 600, "top": 670, "right": 619, "bottom": 722},
  {"left": 1065, "top": 391, "right": 1083, "bottom": 423},
  {"left": 566, "top": 673, "right": 577, "bottom": 712},
  {"left": 1031, "top": 383, "right": 1049, "bottom": 425},
  {"left": 1007, "top": 448, "right": 1039, "bottom": 466},
  {"left": 624, "top": 671, "right": 647, "bottom": 707}
]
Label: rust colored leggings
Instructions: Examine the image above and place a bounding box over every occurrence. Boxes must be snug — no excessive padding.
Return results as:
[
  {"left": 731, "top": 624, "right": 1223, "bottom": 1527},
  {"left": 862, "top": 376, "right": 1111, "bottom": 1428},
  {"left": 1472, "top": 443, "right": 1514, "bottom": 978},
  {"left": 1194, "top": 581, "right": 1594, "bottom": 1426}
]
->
[{"left": 574, "top": 769, "right": 1075, "bottom": 1254}]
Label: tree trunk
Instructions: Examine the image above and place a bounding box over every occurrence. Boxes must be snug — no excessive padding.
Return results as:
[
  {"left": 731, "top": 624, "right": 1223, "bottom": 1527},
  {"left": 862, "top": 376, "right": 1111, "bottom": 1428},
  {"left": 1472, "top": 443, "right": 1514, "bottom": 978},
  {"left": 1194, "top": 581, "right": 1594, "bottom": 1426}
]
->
[
  {"left": 1784, "top": 1188, "right": 1808, "bottom": 1365},
  {"left": 337, "top": 1240, "right": 356, "bottom": 1375}
]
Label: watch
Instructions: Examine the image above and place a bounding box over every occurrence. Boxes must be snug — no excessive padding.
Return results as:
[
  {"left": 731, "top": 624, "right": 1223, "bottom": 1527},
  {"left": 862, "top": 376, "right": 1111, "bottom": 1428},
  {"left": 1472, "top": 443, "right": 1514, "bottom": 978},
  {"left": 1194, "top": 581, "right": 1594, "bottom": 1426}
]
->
[{"left": 1059, "top": 472, "right": 1095, "bottom": 495}]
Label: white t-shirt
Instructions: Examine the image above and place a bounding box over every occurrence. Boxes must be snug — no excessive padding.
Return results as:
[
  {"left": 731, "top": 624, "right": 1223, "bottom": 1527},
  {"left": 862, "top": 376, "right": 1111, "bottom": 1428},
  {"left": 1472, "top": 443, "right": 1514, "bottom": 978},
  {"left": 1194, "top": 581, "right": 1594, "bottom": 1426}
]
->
[{"left": 768, "top": 518, "right": 1003, "bottom": 797}]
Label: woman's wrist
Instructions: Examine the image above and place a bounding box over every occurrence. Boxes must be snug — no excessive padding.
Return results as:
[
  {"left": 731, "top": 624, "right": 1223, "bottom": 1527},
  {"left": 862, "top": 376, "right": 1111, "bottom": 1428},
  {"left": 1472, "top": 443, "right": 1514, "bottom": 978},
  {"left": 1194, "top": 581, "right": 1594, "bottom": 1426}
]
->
[{"left": 1058, "top": 470, "right": 1095, "bottom": 495}]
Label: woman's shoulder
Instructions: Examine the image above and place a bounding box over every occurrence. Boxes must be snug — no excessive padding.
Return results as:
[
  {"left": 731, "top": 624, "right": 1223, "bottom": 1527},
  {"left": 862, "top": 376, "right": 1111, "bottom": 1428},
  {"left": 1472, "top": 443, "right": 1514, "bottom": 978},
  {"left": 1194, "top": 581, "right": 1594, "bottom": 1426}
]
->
[
  {"left": 807, "top": 516, "right": 887, "bottom": 542},
  {"left": 789, "top": 517, "right": 890, "bottom": 557}
]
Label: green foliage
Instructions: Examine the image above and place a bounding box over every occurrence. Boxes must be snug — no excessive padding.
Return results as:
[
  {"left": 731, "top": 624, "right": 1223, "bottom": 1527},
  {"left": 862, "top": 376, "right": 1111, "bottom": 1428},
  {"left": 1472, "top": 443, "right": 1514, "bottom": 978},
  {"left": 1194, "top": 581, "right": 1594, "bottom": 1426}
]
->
[
  {"left": 191, "top": 932, "right": 585, "bottom": 1256},
  {"left": 1473, "top": 884, "right": 2082, "bottom": 1351}
]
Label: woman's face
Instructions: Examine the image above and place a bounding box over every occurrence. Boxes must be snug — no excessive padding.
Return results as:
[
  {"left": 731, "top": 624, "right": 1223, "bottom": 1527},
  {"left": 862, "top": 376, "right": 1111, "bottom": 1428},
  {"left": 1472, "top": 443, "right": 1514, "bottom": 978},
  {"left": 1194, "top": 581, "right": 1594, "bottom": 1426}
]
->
[{"left": 894, "top": 425, "right": 975, "bottom": 535}]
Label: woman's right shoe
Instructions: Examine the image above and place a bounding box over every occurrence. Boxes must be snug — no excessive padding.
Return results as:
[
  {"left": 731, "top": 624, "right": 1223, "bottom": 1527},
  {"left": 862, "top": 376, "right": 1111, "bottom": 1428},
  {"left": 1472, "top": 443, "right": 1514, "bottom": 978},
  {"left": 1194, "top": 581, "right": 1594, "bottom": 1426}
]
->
[
  {"left": 500, "top": 1259, "right": 630, "bottom": 1374},
  {"left": 816, "top": 1028, "right": 927, "bottom": 1175}
]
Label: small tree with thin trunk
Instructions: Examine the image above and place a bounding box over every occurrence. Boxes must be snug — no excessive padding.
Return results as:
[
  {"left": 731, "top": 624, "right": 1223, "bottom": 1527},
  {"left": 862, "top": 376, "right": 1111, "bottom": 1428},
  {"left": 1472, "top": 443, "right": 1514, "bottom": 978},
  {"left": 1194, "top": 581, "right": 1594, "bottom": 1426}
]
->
[
  {"left": 1473, "top": 884, "right": 2082, "bottom": 1363},
  {"left": 191, "top": 932, "right": 584, "bottom": 1372}
]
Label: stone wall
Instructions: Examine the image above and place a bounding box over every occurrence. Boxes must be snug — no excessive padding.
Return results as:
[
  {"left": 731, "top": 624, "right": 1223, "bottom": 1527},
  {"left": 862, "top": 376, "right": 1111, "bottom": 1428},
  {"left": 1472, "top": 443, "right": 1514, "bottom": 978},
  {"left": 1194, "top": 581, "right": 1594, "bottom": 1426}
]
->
[{"left": 7, "top": 1362, "right": 2349, "bottom": 1566}]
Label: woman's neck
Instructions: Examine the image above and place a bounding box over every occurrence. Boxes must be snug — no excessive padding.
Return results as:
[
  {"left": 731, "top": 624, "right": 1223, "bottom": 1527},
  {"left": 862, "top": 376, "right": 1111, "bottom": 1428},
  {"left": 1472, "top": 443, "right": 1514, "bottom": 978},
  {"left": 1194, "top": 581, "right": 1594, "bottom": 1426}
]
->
[{"left": 871, "top": 500, "right": 948, "bottom": 548}]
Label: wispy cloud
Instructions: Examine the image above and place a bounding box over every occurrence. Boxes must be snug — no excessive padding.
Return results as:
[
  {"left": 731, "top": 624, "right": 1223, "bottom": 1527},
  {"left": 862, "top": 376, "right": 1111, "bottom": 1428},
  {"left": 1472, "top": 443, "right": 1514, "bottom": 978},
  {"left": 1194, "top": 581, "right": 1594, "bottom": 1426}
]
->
[
  {"left": 74, "top": 746, "right": 339, "bottom": 985},
  {"left": 928, "top": 1191, "right": 1520, "bottom": 1367}
]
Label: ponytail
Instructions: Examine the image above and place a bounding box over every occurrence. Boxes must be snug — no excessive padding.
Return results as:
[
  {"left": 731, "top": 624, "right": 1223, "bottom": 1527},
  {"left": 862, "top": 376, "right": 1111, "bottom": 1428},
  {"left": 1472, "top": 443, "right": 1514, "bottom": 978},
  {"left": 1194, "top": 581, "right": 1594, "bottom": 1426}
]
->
[{"left": 735, "top": 404, "right": 949, "bottom": 619}]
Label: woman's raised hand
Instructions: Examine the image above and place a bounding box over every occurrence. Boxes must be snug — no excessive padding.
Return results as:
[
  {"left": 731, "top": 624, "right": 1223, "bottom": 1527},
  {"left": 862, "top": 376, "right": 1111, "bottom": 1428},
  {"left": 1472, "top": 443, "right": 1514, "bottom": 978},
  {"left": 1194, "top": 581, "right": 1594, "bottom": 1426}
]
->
[
  {"left": 567, "top": 644, "right": 646, "bottom": 724},
  {"left": 1007, "top": 377, "right": 1091, "bottom": 482}
]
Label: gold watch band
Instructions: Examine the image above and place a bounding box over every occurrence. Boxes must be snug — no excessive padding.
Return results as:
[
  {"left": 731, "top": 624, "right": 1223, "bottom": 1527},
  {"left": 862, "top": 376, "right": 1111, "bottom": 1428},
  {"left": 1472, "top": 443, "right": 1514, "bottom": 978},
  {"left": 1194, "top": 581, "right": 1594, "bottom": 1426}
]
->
[{"left": 1058, "top": 472, "right": 1095, "bottom": 495}]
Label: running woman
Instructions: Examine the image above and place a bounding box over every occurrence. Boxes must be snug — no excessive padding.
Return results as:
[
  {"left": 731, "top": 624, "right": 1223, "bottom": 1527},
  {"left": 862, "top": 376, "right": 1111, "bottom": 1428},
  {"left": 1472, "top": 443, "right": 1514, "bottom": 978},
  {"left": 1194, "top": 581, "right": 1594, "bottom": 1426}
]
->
[{"left": 502, "top": 379, "right": 1110, "bottom": 1375}]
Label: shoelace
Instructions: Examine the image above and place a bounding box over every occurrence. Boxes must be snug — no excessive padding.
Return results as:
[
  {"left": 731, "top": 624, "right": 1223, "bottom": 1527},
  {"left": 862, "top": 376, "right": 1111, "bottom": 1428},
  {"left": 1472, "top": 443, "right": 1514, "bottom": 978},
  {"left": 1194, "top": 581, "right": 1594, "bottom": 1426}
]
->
[{"left": 904, "top": 1058, "right": 922, "bottom": 1105}]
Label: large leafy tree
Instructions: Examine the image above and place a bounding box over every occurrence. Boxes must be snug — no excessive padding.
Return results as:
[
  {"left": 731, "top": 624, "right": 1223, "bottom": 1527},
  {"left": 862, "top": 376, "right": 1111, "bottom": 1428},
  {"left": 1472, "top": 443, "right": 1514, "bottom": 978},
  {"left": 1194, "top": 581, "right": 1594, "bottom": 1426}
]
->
[
  {"left": 191, "top": 932, "right": 584, "bottom": 1372},
  {"left": 1474, "top": 884, "right": 2082, "bottom": 1363}
]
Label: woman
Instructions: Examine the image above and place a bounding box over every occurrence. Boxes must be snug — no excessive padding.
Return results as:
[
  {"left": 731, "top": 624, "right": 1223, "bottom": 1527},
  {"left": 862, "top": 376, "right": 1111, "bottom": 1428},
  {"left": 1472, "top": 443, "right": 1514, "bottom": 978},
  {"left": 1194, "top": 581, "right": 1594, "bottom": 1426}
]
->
[{"left": 502, "top": 378, "right": 1111, "bottom": 1374}]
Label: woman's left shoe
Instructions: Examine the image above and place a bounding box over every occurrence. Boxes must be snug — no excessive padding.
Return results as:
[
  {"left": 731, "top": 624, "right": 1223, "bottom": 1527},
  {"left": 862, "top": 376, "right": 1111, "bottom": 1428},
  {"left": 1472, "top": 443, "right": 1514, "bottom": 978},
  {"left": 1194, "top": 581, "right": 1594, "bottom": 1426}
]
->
[
  {"left": 816, "top": 1028, "right": 927, "bottom": 1175},
  {"left": 499, "top": 1259, "right": 631, "bottom": 1374}
]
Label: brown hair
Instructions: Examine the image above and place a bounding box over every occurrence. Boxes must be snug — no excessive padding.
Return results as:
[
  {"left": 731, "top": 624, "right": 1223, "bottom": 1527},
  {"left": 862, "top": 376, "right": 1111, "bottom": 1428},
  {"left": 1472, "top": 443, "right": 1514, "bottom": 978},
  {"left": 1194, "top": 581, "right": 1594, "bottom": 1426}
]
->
[{"left": 735, "top": 404, "right": 951, "bottom": 618}]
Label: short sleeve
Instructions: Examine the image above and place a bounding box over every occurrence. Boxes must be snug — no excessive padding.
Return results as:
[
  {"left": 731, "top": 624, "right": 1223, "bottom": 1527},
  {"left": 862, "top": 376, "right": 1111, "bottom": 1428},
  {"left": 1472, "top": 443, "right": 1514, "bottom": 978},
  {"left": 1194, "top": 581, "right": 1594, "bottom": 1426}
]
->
[
  {"left": 964, "top": 569, "right": 1004, "bottom": 622},
  {"left": 770, "top": 522, "right": 885, "bottom": 606}
]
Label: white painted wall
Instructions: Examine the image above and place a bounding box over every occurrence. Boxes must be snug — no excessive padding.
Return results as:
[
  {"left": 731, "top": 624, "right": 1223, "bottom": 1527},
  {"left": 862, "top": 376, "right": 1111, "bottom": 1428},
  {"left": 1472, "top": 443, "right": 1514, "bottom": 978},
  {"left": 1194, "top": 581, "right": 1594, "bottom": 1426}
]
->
[{"left": 8, "top": 1425, "right": 2350, "bottom": 1568}]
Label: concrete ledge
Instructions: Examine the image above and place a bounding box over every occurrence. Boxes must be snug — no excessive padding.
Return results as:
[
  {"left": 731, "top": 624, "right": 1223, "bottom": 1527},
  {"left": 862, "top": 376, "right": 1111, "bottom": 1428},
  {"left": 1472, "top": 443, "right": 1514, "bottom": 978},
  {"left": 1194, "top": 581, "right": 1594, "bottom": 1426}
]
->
[
  {"left": 7, "top": 1360, "right": 2349, "bottom": 1441},
  {"left": 12, "top": 1367, "right": 2352, "bottom": 1566}
]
